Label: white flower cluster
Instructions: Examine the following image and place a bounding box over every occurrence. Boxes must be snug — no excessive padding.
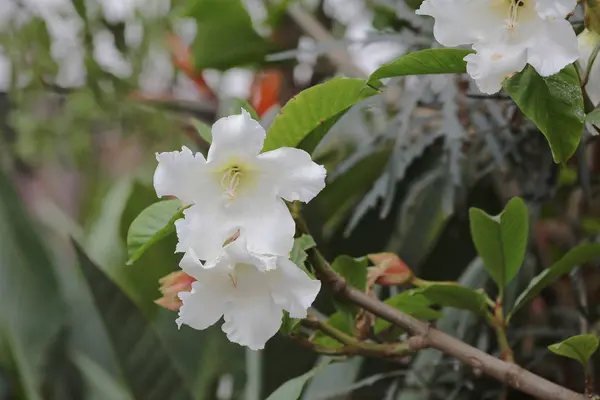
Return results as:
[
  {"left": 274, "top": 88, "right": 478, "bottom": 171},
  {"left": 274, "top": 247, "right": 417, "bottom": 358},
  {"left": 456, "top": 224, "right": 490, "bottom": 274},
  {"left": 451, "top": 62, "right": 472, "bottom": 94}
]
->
[
  {"left": 416, "top": 0, "right": 579, "bottom": 93},
  {"left": 153, "top": 110, "right": 326, "bottom": 350}
]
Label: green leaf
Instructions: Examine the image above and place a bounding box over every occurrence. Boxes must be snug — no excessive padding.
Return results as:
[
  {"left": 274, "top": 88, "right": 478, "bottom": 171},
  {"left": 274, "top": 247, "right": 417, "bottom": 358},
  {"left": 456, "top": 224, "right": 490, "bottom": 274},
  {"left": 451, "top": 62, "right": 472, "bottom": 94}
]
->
[
  {"left": 126, "top": 200, "right": 183, "bottom": 265},
  {"left": 290, "top": 234, "right": 316, "bottom": 270},
  {"left": 421, "top": 284, "right": 490, "bottom": 316},
  {"left": 367, "top": 48, "right": 473, "bottom": 85},
  {"left": 509, "top": 243, "right": 600, "bottom": 320},
  {"left": 548, "top": 334, "right": 599, "bottom": 367},
  {"left": 263, "top": 78, "right": 380, "bottom": 152},
  {"left": 332, "top": 255, "right": 368, "bottom": 292},
  {"left": 280, "top": 311, "right": 301, "bottom": 335},
  {"left": 503, "top": 65, "right": 585, "bottom": 163},
  {"left": 73, "top": 242, "right": 195, "bottom": 400},
  {"left": 266, "top": 359, "right": 332, "bottom": 400},
  {"left": 186, "top": 0, "right": 275, "bottom": 70},
  {"left": 191, "top": 119, "right": 212, "bottom": 144},
  {"left": 375, "top": 290, "right": 443, "bottom": 334},
  {"left": 469, "top": 197, "right": 529, "bottom": 291},
  {"left": 586, "top": 108, "right": 600, "bottom": 128},
  {"left": 0, "top": 169, "right": 66, "bottom": 400}
]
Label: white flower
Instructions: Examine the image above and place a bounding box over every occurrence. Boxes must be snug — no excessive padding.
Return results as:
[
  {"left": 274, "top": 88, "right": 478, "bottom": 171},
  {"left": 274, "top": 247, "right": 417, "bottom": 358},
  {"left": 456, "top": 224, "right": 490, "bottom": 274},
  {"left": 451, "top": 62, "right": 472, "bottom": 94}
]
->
[
  {"left": 176, "top": 237, "right": 321, "bottom": 350},
  {"left": 578, "top": 29, "right": 600, "bottom": 107},
  {"left": 154, "top": 110, "right": 326, "bottom": 260},
  {"left": 417, "top": 0, "right": 578, "bottom": 93}
]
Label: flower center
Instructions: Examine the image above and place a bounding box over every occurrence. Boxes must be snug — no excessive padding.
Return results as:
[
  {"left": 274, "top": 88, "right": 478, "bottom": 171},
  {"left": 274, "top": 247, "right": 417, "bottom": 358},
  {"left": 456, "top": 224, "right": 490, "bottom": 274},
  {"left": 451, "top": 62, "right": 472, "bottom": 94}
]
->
[
  {"left": 507, "top": 0, "right": 525, "bottom": 29},
  {"left": 220, "top": 165, "right": 242, "bottom": 203}
]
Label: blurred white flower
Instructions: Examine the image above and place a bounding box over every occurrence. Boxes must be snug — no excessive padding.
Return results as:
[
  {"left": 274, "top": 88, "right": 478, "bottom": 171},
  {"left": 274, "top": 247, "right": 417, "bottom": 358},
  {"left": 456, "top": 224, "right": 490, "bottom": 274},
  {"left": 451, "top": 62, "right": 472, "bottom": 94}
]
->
[
  {"left": 177, "top": 236, "right": 321, "bottom": 350},
  {"left": 154, "top": 110, "right": 326, "bottom": 260},
  {"left": 417, "top": 0, "right": 578, "bottom": 93},
  {"left": 578, "top": 28, "right": 600, "bottom": 106}
]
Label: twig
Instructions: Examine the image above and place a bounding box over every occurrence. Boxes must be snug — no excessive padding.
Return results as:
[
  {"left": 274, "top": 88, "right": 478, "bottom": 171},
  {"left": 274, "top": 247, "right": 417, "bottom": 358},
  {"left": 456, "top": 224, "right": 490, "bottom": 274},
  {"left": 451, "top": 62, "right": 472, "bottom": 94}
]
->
[
  {"left": 308, "top": 248, "right": 583, "bottom": 399},
  {"left": 582, "top": 42, "right": 600, "bottom": 89}
]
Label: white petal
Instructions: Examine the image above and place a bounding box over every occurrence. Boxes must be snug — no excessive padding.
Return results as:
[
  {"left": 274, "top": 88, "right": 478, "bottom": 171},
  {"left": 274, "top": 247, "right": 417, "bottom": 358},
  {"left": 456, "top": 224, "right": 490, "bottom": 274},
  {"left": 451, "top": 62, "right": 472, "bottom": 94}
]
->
[
  {"left": 416, "top": 0, "right": 505, "bottom": 46},
  {"left": 526, "top": 19, "right": 578, "bottom": 77},
  {"left": 204, "top": 236, "right": 278, "bottom": 272},
  {"left": 175, "top": 206, "right": 239, "bottom": 261},
  {"left": 176, "top": 275, "right": 232, "bottom": 330},
  {"left": 207, "top": 109, "right": 266, "bottom": 163},
  {"left": 257, "top": 147, "right": 327, "bottom": 203},
  {"left": 579, "top": 30, "right": 600, "bottom": 106},
  {"left": 222, "top": 265, "right": 282, "bottom": 350},
  {"left": 238, "top": 199, "right": 295, "bottom": 256},
  {"left": 154, "top": 146, "right": 214, "bottom": 204},
  {"left": 268, "top": 258, "right": 321, "bottom": 318},
  {"left": 465, "top": 43, "right": 527, "bottom": 94},
  {"left": 535, "top": 0, "right": 576, "bottom": 19}
]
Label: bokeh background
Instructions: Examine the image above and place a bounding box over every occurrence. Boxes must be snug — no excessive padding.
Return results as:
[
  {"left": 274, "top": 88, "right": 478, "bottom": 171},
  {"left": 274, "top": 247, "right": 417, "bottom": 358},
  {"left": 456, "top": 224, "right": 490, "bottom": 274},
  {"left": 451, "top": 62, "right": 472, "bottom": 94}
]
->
[{"left": 0, "top": 0, "right": 599, "bottom": 399}]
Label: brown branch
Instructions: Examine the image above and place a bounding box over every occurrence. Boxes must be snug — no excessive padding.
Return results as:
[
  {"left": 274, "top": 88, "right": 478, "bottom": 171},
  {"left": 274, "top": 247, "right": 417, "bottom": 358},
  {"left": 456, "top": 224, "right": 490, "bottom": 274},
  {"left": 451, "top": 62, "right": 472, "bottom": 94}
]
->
[{"left": 307, "top": 249, "right": 584, "bottom": 400}]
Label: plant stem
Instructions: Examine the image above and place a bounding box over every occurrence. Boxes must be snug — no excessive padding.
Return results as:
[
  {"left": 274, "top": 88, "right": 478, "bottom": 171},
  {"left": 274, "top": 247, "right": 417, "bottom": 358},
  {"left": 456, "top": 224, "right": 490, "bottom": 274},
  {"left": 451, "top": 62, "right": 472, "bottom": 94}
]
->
[
  {"left": 492, "top": 298, "right": 514, "bottom": 363},
  {"left": 295, "top": 209, "right": 582, "bottom": 399}
]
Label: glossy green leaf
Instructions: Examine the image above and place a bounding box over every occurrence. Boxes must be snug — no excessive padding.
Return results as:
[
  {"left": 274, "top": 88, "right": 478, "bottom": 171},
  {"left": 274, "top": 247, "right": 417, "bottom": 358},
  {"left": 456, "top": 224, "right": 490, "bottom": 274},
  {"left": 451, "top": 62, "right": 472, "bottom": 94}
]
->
[
  {"left": 421, "top": 284, "right": 490, "bottom": 316},
  {"left": 263, "top": 78, "right": 380, "bottom": 152},
  {"left": 469, "top": 197, "right": 529, "bottom": 291},
  {"left": 503, "top": 65, "right": 585, "bottom": 163},
  {"left": 367, "top": 48, "right": 473, "bottom": 85},
  {"left": 0, "top": 170, "right": 66, "bottom": 400},
  {"left": 548, "top": 334, "right": 599, "bottom": 367},
  {"left": 73, "top": 242, "right": 195, "bottom": 400},
  {"left": 509, "top": 243, "right": 600, "bottom": 320},
  {"left": 266, "top": 359, "right": 332, "bottom": 400},
  {"left": 186, "top": 0, "right": 275, "bottom": 70},
  {"left": 374, "top": 290, "right": 443, "bottom": 334},
  {"left": 290, "top": 234, "right": 316, "bottom": 270},
  {"left": 126, "top": 200, "right": 183, "bottom": 265},
  {"left": 586, "top": 108, "right": 600, "bottom": 128}
]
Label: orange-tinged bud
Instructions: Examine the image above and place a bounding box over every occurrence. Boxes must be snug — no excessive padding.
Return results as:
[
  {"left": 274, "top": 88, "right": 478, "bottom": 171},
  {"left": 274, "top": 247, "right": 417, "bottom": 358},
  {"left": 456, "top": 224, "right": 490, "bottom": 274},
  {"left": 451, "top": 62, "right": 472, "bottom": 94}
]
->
[
  {"left": 367, "top": 252, "right": 413, "bottom": 286},
  {"left": 155, "top": 271, "right": 196, "bottom": 311}
]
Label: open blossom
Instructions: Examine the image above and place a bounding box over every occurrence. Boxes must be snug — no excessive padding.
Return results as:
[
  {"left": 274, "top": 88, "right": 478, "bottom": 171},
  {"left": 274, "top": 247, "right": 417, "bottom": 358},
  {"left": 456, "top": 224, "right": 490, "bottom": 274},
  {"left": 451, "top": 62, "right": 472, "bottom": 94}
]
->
[
  {"left": 154, "top": 109, "right": 326, "bottom": 261},
  {"left": 417, "top": 0, "right": 578, "bottom": 93},
  {"left": 176, "top": 237, "right": 321, "bottom": 350}
]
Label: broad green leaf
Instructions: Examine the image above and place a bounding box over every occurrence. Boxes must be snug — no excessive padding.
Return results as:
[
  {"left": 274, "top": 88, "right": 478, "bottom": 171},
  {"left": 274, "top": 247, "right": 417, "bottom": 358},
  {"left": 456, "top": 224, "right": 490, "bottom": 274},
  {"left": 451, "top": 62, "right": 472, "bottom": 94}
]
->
[
  {"left": 503, "top": 65, "right": 585, "bottom": 163},
  {"left": 548, "top": 334, "right": 599, "bottom": 367},
  {"left": 367, "top": 48, "right": 473, "bottom": 85},
  {"left": 509, "top": 243, "right": 600, "bottom": 320},
  {"left": 186, "top": 0, "right": 275, "bottom": 70},
  {"left": 263, "top": 78, "right": 380, "bottom": 152},
  {"left": 469, "top": 197, "right": 529, "bottom": 291},
  {"left": 0, "top": 170, "right": 66, "bottom": 400},
  {"left": 586, "top": 109, "right": 600, "bottom": 128},
  {"left": 192, "top": 118, "right": 212, "bottom": 144},
  {"left": 266, "top": 359, "right": 332, "bottom": 400},
  {"left": 331, "top": 256, "right": 368, "bottom": 318},
  {"left": 421, "top": 284, "right": 490, "bottom": 316},
  {"left": 126, "top": 200, "right": 183, "bottom": 265},
  {"left": 290, "top": 234, "right": 316, "bottom": 270},
  {"left": 73, "top": 242, "right": 195, "bottom": 400},
  {"left": 374, "top": 290, "right": 443, "bottom": 334}
]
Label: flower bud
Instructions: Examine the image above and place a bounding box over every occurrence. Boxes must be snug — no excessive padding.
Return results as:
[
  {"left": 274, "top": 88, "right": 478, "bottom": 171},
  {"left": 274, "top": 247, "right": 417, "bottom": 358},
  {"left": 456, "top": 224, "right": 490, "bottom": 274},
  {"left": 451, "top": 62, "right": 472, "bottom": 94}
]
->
[
  {"left": 367, "top": 252, "right": 413, "bottom": 286},
  {"left": 155, "top": 271, "right": 196, "bottom": 311}
]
